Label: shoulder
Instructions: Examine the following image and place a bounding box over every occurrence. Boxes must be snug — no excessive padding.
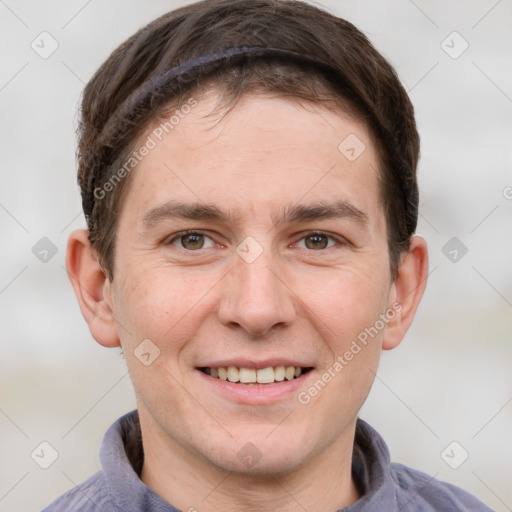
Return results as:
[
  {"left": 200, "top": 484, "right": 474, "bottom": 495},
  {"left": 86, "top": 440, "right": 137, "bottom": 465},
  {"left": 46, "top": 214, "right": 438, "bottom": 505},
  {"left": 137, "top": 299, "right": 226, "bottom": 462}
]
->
[
  {"left": 391, "top": 463, "right": 493, "bottom": 511},
  {"left": 41, "top": 471, "right": 117, "bottom": 512}
]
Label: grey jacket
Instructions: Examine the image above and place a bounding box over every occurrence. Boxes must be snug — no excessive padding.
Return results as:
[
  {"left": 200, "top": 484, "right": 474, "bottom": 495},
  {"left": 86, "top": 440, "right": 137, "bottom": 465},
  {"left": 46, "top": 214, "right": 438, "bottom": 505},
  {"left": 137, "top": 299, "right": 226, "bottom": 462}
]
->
[{"left": 42, "top": 410, "right": 493, "bottom": 511}]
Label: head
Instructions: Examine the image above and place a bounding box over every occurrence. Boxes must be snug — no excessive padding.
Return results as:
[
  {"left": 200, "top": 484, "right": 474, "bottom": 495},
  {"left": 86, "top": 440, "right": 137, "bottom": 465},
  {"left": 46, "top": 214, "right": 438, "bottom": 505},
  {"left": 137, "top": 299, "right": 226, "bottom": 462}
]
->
[{"left": 67, "top": 0, "right": 428, "bottom": 479}]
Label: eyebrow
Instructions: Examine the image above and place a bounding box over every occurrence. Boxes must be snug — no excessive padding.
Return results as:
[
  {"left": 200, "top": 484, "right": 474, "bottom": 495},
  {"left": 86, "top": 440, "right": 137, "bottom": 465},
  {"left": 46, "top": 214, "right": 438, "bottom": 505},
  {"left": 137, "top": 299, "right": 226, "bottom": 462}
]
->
[{"left": 139, "top": 199, "right": 368, "bottom": 230}]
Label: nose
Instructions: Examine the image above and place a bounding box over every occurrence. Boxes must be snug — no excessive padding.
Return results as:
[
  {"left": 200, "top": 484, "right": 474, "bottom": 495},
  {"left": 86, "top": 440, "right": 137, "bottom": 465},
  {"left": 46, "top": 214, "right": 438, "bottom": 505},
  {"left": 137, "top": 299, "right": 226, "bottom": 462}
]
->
[{"left": 217, "top": 248, "right": 296, "bottom": 337}]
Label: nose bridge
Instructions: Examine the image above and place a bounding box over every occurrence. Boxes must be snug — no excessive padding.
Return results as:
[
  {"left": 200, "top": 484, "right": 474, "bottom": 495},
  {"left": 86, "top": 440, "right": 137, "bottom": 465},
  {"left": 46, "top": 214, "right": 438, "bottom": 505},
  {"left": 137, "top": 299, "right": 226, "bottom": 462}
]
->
[{"left": 218, "top": 243, "right": 296, "bottom": 336}]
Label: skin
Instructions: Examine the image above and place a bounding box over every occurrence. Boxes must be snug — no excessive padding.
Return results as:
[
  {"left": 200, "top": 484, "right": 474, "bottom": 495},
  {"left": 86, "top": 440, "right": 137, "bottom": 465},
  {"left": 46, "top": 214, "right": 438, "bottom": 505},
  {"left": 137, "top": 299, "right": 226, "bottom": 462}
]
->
[{"left": 67, "top": 90, "right": 428, "bottom": 512}]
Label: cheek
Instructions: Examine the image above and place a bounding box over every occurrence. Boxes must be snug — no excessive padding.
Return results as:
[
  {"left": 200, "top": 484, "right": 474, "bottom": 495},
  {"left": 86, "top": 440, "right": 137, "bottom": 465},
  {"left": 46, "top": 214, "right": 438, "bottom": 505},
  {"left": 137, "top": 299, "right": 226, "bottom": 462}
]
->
[
  {"left": 113, "top": 270, "right": 203, "bottom": 400},
  {"left": 297, "top": 263, "right": 391, "bottom": 346},
  {"left": 113, "top": 266, "right": 218, "bottom": 350}
]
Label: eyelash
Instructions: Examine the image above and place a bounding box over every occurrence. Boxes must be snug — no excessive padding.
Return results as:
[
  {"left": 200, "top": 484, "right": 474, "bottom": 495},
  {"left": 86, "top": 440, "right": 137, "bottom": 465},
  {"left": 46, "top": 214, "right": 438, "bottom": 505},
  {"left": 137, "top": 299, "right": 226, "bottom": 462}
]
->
[{"left": 167, "top": 230, "right": 345, "bottom": 251}]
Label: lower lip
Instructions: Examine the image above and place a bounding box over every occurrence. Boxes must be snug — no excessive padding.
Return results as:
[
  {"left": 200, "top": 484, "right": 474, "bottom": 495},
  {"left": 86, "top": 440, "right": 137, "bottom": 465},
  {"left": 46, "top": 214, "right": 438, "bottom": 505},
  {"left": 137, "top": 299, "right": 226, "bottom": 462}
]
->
[{"left": 196, "top": 369, "right": 313, "bottom": 404}]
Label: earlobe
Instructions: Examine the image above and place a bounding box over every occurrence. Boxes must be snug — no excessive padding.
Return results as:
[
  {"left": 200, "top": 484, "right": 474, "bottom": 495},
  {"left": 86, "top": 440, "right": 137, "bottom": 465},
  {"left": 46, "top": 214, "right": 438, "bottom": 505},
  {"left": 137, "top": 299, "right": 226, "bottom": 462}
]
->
[
  {"left": 65, "top": 229, "right": 120, "bottom": 348},
  {"left": 382, "top": 235, "right": 429, "bottom": 350}
]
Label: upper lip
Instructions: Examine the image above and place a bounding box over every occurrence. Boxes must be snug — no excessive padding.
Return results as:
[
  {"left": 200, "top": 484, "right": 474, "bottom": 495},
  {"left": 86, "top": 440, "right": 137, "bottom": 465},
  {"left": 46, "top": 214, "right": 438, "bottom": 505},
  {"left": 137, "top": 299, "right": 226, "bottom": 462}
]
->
[{"left": 197, "top": 359, "right": 314, "bottom": 369}]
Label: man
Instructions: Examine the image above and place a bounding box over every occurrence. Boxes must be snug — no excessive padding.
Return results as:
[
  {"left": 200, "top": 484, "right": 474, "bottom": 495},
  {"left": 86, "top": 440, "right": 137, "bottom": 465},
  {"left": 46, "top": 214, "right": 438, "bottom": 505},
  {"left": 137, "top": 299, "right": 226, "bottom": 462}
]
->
[{"left": 43, "top": 0, "right": 493, "bottom": 510}]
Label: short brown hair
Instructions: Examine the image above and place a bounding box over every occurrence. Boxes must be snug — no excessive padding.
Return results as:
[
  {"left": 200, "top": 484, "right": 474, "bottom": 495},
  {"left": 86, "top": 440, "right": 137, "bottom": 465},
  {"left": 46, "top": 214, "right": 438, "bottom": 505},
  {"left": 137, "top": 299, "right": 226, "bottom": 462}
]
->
[{"left": 78, "top": 0, "right": 419, "bottom": 280}]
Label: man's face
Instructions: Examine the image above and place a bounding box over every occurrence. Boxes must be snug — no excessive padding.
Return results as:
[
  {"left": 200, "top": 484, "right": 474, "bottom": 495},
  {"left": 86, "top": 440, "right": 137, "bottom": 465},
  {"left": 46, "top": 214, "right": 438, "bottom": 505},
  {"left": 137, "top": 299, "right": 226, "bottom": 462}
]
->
[{"left": 109, "top": 91, "right": 396, "bottom": 474}]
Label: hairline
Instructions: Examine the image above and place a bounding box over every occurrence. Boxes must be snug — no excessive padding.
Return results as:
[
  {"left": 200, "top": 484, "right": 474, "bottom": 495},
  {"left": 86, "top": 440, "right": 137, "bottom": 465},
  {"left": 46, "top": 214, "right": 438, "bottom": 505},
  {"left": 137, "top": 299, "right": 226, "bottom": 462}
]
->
[{"left": 102, "top": 84, "right": 396, "bottom": 281}]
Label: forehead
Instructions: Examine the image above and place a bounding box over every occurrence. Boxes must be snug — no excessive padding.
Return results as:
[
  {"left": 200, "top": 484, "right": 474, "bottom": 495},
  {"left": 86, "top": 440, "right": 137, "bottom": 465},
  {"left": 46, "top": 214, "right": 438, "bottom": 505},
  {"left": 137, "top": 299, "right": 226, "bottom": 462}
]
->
[{"left": 119, "top": 91, "right": 383, "bottom": 228}]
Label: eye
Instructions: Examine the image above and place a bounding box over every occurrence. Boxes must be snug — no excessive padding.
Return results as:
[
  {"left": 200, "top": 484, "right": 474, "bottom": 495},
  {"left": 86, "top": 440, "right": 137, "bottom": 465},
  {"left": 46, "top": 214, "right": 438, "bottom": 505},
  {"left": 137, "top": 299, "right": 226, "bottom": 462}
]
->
[
  {"left": 296, "top": 232, "right": 338, "bottom": 250},
  {"left": 170, "top": 231, "right": 215, "bottom": 250}
]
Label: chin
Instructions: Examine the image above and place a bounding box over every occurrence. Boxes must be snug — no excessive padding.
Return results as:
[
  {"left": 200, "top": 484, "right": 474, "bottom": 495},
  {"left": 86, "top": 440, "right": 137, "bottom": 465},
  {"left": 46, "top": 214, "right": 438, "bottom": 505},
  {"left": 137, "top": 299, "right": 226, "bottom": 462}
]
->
[
  {"left": 212, "top": 446, "right": 307, "bottom": 476},
  {"left": 204, "top": 425, "right": 315, "bottom": 476}
]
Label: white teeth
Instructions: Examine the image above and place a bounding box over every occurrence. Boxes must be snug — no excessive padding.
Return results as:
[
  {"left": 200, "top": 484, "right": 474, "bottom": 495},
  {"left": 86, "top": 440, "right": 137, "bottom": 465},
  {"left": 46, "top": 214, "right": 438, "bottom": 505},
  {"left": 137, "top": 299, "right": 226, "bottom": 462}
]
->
[
  {"left": 204, "top": 365, "right": 308, "bottom": 384},
  {"left": 239, "top": 368, "right": 256, "bottom": 383},
  {"left": 227, "top": 366, "right": 239, "bottom": 383},
  {"left": 274, "top": 366, "right": 285, "bottom": 381},
  {"left": 256, "top": 367, "right": 275, "bottom": 384}
]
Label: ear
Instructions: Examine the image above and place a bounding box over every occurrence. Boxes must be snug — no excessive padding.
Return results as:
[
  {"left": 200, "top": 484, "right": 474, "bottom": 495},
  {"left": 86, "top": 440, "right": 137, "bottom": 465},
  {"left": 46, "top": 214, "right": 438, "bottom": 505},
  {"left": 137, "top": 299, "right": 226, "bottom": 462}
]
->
[
  {"left": 382, "top": 235, "right": 428, "bottom": 350},
  {"left": 65, "top": 229, "right": 120, "bottom": 348}
]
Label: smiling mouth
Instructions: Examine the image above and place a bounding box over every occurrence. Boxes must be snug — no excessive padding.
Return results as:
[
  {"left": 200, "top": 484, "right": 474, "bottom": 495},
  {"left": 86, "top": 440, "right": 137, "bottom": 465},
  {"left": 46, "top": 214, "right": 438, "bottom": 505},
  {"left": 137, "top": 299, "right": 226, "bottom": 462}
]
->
[{"left": 198, "top": 366, "right": 313, "bottom": 384}]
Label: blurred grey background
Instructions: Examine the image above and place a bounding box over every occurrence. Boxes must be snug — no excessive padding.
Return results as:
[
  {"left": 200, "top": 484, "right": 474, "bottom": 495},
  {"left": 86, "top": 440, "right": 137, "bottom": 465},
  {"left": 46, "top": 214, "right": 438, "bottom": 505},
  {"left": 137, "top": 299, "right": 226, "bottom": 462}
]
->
[{"left": 1, "top": 1, "right": 511, "bottom": 511}]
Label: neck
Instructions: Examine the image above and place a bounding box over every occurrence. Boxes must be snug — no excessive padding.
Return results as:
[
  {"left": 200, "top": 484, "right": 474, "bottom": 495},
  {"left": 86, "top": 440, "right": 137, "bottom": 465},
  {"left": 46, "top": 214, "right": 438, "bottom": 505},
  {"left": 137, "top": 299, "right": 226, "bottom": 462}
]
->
[{"left": 139, "top": 413, "right": 360, "bottom": 512}]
